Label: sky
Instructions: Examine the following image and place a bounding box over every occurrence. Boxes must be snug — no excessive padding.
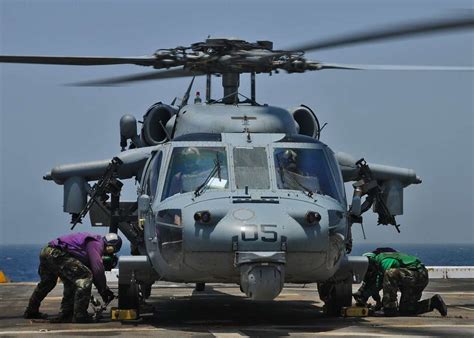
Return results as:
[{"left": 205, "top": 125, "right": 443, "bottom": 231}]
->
[{"left": 0, "top": 0, "right": 473, "bottom": 245}]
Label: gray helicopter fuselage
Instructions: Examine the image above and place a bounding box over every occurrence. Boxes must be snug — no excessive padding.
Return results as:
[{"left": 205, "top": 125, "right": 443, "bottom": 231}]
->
[{"left": 139, "top": 128, "right": 349, "bottom": 298}]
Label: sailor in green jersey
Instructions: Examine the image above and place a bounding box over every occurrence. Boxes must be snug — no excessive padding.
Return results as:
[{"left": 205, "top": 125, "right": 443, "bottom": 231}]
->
[{"left": 354, "top": 251, "right": 447, "bottom": 317}]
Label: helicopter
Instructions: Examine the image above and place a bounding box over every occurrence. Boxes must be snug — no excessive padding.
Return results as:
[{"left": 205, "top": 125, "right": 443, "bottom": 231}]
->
[{"left": 1, "top": 14, "right": 473, "bottom": 317}]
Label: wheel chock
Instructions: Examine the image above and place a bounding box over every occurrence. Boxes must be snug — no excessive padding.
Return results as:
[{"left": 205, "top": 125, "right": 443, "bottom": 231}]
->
[
  {"left": 341, "top": 306, "right": 369, "bottom": 317},
  {"left": 110, "top": 307, "right": 138, "bottom": 321}
]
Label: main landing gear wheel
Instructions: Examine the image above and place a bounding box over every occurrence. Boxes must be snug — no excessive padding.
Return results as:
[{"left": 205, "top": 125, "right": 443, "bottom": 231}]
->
[
  {"left": 318, "top": 278, "right": 352, "bottom": 316},
  {"left": 141, "top": 283, "right": 152, "bottom": 299},
  {"left": 118, "top": 278, "right": 140, "bottom": 316},
  {"left": 195, "top": 283, "right": 205, "bottom": 292}
]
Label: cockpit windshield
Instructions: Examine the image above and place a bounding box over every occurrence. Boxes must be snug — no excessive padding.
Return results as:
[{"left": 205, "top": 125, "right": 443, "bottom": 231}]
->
[
  {"left": 162, "top": 147, "right": 228, "bottom": 200},
  {"left": 274, "top": 148, "right": 342, "bottom": 202}
]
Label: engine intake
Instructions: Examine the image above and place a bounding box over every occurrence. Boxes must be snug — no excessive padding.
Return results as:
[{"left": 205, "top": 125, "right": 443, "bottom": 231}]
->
[
  {"left": 290, "top": 105, "right": 321, "bottom": 139},
  {"left": 141, "top": 103, "right": 177, "bottom": 146}
]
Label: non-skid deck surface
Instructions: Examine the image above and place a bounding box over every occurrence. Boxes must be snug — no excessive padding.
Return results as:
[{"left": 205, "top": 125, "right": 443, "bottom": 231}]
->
[{"left": 0, "top": 279, "right": 473, "bottom": 337}]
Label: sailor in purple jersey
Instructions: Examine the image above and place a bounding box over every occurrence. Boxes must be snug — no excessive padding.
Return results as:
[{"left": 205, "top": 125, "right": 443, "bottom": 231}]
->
[{"left": 24, "top": 232, "right": 122, "bottom": 323}]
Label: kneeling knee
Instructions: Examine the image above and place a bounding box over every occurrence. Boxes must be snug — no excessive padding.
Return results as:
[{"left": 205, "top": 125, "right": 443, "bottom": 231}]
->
[{"left": 75, "top": 277, "right": 92, "bottom": 290}]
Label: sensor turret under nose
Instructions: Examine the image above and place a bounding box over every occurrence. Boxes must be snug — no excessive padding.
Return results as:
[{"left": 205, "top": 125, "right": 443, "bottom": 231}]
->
[{"left": 236, "top": 251, "right": 286, "bottom": 300}]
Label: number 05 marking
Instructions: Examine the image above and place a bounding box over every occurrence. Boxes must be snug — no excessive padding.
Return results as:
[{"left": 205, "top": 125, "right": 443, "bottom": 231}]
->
[{"left": 241, "top": 224, "right": 278, "bottom": 242}]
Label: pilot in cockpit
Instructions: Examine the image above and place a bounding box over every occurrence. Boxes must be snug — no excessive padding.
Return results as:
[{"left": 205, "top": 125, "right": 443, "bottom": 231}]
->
[
  {"left": 281, "top": 149, "right": 300, "bottom": 174},
  {"left": 168, "top": 147, "right": 202, "bottom": 196},
  {"left": 277, "top": 149, "right": 321, "bottom": 193}
]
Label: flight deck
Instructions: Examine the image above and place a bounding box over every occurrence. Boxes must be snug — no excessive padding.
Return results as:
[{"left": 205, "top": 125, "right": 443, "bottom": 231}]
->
[{"left": 0, "top": 279, "right": 473, "bottom": 337}]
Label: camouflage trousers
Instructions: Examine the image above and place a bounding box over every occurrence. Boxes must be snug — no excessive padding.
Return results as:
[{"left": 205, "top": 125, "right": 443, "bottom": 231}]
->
[
  {"left": 26, "top": 246, "right": 93, "bottom": 317},
  {"left": 382, "top": 266, "right": 430, "bottom": 315}
]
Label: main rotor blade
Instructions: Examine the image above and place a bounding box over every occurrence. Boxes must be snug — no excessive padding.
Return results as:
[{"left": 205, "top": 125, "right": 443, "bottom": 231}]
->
[
  {"left": 68, "top": 68, "right": 200, "bottom": 86},
  {"left": 317, "top": 63, "right": 474, "bottom": 71},
  {"left": 0, "top": 55, "right": 157, "bottom": 66},
  {"left": 287, "top": 14, "right": 474, "bottom": 52}
]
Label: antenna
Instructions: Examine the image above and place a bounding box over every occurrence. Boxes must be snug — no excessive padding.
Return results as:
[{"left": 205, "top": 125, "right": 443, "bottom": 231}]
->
[
  {"left": 179, "top": 76, "right": 195, "bottom": 110},
  {"left": 171, "top": 76, "right": 195, "bottom": 139}
]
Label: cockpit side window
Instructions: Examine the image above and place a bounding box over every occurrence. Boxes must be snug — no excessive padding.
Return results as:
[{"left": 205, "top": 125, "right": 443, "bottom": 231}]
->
[
  {"left": 161, "top": 146, "right": 228, "bottom": 200},
  {"left": 147, "top": 151, "right": 163, "bottom": 198},
  {"left": 274, "top": 148, "right": 343, "bottom": 203}
]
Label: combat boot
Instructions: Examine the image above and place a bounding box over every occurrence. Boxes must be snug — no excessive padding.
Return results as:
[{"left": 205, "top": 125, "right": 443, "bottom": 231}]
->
[
  {"left": 383, "top": 307, "right": 398, "bottom": 317},
  {"left": 430, "top": 294, "right": 447, "bottom": 317},
  {"left": 23, "top": 308, "right": 48, "bottom": 320},
  {"left": 72, "top": 313, "right": 94, "bottom": 323},
  {"left": 49, "top": 312, "right": 73, "bottom": 323}
]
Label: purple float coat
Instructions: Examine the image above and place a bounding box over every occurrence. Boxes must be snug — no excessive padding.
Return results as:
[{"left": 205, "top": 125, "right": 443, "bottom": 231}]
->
[{"left": 49, "top": 232, "right": 107, "bottom": 294}]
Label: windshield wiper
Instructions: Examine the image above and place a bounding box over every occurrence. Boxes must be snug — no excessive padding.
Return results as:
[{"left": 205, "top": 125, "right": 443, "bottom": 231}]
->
[
  {"left": 286, "top": 171, "right": 314, "bottom": 198},
  {"left": 194, "top": 154, "right": 222, "bottom": 197}
]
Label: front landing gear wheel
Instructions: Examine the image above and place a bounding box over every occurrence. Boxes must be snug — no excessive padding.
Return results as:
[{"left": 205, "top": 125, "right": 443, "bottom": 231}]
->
[
  {"left": 195, "top": 283, "right": 205, "bottom": 292},
  {"left": 118, "top": 278, "right": 140, "bottom": 316},
  {"left": 318, "top": 278, "right": 352, "bottom": 316}
]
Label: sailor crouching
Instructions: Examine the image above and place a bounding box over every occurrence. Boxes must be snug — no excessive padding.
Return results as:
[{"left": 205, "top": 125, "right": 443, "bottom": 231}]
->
[
  {"left": 353, "top": 249, "right": 447, "bottom": 317},
  {"left": 23, "top": 232, "right": 122, "bottom": 323}
]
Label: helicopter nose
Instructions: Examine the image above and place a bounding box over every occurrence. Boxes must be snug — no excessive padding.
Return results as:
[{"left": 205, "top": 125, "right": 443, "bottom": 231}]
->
[
  {"left": 180, "top": 201, "right": 336, "bottom": 299},
  {"left": 183, "top": 203, "right": 330, "bottom": 253}
]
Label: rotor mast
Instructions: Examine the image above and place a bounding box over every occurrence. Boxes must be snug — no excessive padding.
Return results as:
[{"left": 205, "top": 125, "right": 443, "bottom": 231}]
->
[{"left": 221, "top": 73, "right": 240, "bottom": 104}]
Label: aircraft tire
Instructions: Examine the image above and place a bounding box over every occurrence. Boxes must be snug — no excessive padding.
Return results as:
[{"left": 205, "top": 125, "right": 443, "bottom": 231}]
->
[
  {"left": 195, "top": 282, "right": 205, "bottom": 292},
  {"left": 141, "top": 283, "right": 152, "bottom": 299},
  {"left": 318, "top": 278, "right": 352, "bottom": 316},
  {"left": 118, "top": 279, "right": 140, "bottom": 313}
]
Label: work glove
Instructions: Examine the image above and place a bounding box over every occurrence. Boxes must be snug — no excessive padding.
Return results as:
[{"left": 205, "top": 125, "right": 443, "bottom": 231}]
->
[
  {"left": 353, "top": 292, "right": 367, "bottom": 306},
  {"left": 101, "top": 287, "right": 115, "bottom": 304},
  {"left": 371, "top": 292, "right": 382, "bottom": 310},
  {"left": 373, "top": 300, "right": 383, "bottom": 311}
]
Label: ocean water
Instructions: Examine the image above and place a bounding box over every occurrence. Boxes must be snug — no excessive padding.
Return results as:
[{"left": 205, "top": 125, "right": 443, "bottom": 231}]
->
[{"left": 0, "top": 243, "right": 473, "bottom": 282}]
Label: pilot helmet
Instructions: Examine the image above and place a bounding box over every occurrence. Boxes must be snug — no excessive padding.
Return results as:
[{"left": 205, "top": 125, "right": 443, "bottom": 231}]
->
[
  {"left": 179, "top": 147, "right": 201, "bottom": 171},
  {"left": 282, "top": 149, "right": 298, "bottom": 163},
  {"left": 181, "top": 147, "right": 200, "bottom": 157}
]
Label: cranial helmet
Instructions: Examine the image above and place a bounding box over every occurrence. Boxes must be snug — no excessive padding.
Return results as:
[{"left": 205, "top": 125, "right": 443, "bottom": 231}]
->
[
  {"left": 103, "top": 233, "right": 122, "bottom": 253},
  {"left": 363, "top": 252, "right": 376, "bottom": 259},
  {"left": 363, "top": 252, "right": 379, "bottom": 278}
]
